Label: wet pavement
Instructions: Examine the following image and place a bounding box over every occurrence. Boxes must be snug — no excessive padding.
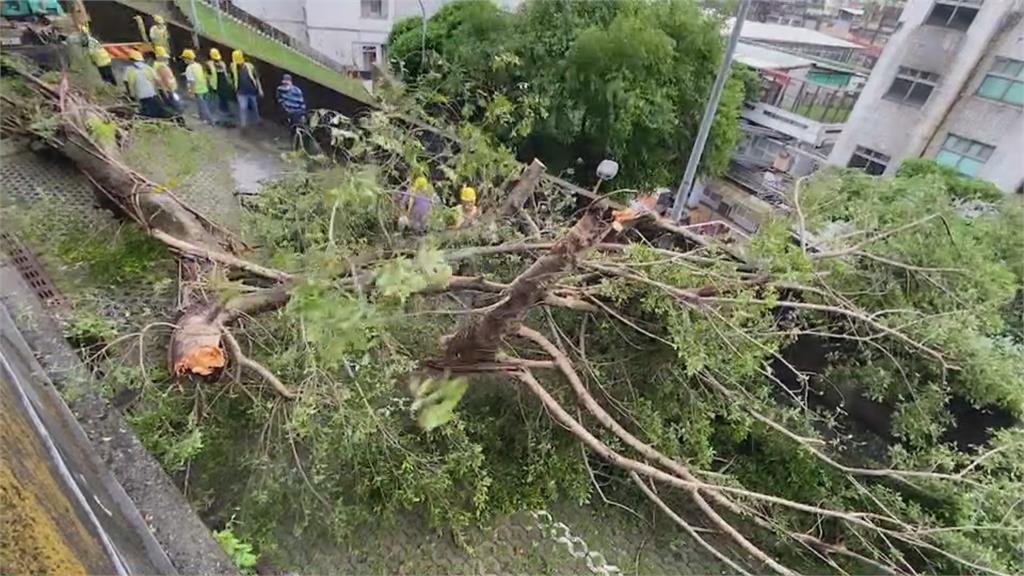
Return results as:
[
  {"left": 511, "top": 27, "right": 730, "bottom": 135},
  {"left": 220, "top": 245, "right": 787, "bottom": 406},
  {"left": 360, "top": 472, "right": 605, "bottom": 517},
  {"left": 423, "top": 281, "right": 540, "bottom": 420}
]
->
[{"left": 225, "top": 125, "right": 289, "bottom": 197}]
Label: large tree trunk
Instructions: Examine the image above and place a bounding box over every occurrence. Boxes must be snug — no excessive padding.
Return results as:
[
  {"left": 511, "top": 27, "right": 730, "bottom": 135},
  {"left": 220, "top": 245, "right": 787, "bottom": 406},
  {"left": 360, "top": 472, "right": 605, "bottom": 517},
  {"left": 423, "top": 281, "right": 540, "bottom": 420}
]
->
[
  {"left": 500, "top": 158, "right": 546, "bottom": 217},
  {"left": 60, "top": 136, "right": 228, "bottom": 251},
  {"left": 169, "top": 287, "right": 291, "bottom": 377},
  {"left": 441, "top": 209, "right": 611, "bottom": 367}
]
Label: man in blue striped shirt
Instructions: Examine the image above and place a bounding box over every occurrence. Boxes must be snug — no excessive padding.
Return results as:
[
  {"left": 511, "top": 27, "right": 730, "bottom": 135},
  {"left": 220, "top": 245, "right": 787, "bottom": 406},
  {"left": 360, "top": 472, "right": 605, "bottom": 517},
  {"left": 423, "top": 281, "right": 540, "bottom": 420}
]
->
[{"left": 275, "top": 74, "right": 307, "bottom": 137}]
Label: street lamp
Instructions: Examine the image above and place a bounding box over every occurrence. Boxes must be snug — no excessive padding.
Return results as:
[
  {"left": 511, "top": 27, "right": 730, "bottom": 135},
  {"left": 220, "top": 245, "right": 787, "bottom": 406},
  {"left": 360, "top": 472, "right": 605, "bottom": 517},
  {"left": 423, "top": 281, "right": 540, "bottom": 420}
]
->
[{"left": 594, "top": 159, "right": 619, "bottom": 194}]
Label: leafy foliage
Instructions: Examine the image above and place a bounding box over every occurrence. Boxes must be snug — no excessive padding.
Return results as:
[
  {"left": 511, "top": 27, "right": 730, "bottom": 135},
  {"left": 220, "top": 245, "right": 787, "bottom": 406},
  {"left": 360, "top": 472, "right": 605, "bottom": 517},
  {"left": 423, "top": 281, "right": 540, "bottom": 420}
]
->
[
  {"left": 213, "top": 526, "right": 260, "bottom": 574},
  {"left": 17, "top": 46, "right": 1023, "bottom": 575},
  {"left": 388, "top": 0, "right": 749, "bottom": 188}
]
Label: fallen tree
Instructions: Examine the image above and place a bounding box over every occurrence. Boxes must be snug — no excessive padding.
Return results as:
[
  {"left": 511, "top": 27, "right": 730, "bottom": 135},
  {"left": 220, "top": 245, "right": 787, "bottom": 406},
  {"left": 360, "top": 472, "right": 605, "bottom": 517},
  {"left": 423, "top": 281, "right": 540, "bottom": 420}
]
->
[{"left": 3, "top": 60, "right": 1023, "bottom": 575}]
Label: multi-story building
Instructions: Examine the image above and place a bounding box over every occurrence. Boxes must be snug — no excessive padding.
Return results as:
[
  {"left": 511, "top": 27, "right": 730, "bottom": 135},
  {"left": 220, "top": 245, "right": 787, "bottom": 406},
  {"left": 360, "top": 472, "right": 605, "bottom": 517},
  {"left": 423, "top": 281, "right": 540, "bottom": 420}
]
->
[
  {"left": 231, "top": 0, "right": 447, "bottom": 73},
  {"left": 750, "top": 0, "right": 829, "bottom": 28},
  {"left": 829, "top": 0, "right": 1024, "bottom": 193}
]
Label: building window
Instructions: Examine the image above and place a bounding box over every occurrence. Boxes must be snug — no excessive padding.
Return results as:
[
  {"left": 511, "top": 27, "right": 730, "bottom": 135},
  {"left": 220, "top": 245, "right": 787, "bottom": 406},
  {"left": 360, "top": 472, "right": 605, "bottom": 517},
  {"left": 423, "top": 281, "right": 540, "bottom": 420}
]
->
[
  {"left": 884, "top": 66, "right": 939, "bottom": 107},
  {"left": 361, "top": 0, "right": 387, "bottom": 19},
  {"left": 360, "top": 44, "right": 379, "bottom": 71},
  {"left": 976, "top": 57, "right": 1024, "bottom": 106},
  {"left": 847, "top": 146, "right": 890, "bottom": 175},
  {"left": 935, "top": 134, "right": 994, "bottom": 177},
  {"left": 924, "top": 1, "right": 982, "bottom": 31}
]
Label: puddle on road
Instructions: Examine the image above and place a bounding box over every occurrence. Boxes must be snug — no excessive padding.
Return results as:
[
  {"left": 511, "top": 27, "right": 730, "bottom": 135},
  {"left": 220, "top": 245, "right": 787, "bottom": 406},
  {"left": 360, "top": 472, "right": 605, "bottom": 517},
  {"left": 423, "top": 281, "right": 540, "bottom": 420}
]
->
[{"left": 231, "top": 150, "right": 283, "bottom": 196}]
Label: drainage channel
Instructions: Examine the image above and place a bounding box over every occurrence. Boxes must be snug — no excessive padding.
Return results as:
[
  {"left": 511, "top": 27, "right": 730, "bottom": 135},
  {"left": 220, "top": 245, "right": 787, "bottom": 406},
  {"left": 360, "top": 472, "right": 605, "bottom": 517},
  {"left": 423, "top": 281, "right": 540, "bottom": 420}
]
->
[{"left": 0, "top": 230, "right": 64, "bottom": 307}]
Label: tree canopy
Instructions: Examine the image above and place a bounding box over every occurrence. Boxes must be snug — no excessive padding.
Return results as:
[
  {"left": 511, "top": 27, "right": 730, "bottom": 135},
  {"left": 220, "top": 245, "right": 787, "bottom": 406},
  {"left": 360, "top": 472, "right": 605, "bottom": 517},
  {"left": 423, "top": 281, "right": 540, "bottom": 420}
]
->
[{"left": 388, "top": 0, "right": 755, "bottom": 189}]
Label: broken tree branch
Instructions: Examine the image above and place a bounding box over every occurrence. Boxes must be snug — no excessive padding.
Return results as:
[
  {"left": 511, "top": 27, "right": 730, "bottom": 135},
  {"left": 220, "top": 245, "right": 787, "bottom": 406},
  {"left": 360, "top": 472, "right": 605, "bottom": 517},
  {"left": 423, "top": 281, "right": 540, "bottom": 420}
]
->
[
  {"left": 442, "top": 210, "right": 612, "bottom": 367},
  {"left": 220, "top": 328, "right": 296, "bottom": 399}
]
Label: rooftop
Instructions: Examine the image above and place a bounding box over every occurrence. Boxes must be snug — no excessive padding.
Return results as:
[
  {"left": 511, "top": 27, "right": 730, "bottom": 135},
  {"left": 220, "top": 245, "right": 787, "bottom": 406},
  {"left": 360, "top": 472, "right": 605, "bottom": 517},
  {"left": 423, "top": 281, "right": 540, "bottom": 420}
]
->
[
  {"left": 730, "top": 20, "right": 863, "bottom": 49},
  {"left": 735, "top": 42, "right": 815, "bottom": 71}
]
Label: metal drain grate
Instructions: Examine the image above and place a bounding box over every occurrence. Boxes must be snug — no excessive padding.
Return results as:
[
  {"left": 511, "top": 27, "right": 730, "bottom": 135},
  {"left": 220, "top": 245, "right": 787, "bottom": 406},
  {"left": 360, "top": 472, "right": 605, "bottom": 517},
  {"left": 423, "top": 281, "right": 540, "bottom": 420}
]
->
[{"left": 0, "top": 231, "right": 65, "bottom": 307}]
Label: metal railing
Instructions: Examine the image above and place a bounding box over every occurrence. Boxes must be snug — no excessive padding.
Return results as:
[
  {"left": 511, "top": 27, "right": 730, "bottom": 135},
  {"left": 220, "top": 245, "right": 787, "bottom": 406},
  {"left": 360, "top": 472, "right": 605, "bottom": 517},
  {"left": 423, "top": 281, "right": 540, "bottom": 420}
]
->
[
  {"left": 757, "top": 72, "right": 859, "bottom": 123},
  {"left": 188, "top": 0, "right": 347, "bottom": 73},
  {"left": 726, "top": 160, "right": 792, "bottom": 207}
]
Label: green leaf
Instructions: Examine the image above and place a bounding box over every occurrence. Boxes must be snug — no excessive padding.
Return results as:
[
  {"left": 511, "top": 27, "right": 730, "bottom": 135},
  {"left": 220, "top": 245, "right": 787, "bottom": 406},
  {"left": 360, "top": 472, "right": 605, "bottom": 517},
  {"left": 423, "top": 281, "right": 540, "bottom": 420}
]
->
[{"left": 411, "top": 376, "right": 469, "bottom": 431}]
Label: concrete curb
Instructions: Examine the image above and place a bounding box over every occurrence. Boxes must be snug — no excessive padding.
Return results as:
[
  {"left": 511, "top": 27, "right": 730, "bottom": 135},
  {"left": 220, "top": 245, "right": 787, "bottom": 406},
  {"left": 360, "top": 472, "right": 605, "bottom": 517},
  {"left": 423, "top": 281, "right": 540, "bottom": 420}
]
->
[{"left": 0, "top": 262, "right": 239, "bottom": 575}]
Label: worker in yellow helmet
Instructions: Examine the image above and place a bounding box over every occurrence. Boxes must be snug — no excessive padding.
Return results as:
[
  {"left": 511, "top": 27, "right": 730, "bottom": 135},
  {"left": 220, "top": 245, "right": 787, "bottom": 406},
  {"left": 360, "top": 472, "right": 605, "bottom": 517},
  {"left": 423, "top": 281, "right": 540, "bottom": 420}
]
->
[
  {"left": 182, "top": 49, "right": 214, "bottom": 124},
  {"left": 149, "top": 14, "right": 170, "bottom": 55},
  {"left": 205, "top": 47, "right": 233, "bottom": 118},
  {"left": 397, "top": 176, "right": 435, "bottom": 233},
  {"left": 125, "top": 50, "right": 170, "bottom": 119},
  {"left": 152, "top": 46, "right": 181, "bottom": 113},
  {"left": 230, "top": 50, "right": 263, "bottom": 129},
  {"left": 76, "top": 25, "right": 115, "bottom": 85},
  {"left": 453, "top": 186, "right": 479, "bottom": 228}
]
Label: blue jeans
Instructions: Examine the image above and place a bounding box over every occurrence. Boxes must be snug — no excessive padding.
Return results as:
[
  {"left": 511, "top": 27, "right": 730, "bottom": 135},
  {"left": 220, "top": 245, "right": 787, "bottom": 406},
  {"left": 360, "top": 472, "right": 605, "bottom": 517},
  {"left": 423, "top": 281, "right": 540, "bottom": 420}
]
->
[
  {"left": 237, "top": 93, "right": 260, "bottom": 128},
  {"left": 196, "top": 93, "right": 214, "bottom": 123}
]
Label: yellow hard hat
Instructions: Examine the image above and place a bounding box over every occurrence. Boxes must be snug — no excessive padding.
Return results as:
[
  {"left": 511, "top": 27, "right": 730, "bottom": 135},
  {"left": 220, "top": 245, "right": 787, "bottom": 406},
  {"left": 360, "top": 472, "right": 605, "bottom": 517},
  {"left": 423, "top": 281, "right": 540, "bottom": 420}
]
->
[
  {"left": 412, "top": 176, "right": 429, "bottom": 192},
  {"left": 460, "top": 186, "right": 477, "bottom": 203},
  {"left": 154, "top": 46, "right": 168, "bottom": 59},
  {"left": 209, "top": 48, "right": 221, "bottom": 61},
  {"left": 128, "top": 49, "right": 144, "bottom": 62},
  {"left": 231, "top": 49, "right": 244, "bottom": 64},
  {"left": 180, "top": 49, "right": 195, "bottom": 60},
  {"left": 154, "top": 15, "right": 164, "bottom": 24}
]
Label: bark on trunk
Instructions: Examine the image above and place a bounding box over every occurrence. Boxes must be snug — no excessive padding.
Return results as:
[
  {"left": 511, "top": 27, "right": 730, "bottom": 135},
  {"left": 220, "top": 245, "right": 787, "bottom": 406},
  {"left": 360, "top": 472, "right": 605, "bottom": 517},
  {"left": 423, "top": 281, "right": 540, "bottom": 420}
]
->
[
  {"left": 441, "top": 209, "right": 612, "bottom": 367},
  {"left": 500, "top": 158, "right": 546, "bottom": 217},
  {"left": 61, "top": 136, "right": 226, "bottom": 251}
]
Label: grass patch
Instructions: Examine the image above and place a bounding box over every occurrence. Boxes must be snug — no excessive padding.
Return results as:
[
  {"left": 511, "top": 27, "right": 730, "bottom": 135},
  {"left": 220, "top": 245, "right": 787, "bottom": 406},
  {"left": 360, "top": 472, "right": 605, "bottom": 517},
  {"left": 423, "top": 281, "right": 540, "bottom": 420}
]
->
[
  {"left": 3, "top": 201, "right": 174, "bottom": 288},
  {"left": 177, "top": 0, "right": 373, "bottom": 104}
]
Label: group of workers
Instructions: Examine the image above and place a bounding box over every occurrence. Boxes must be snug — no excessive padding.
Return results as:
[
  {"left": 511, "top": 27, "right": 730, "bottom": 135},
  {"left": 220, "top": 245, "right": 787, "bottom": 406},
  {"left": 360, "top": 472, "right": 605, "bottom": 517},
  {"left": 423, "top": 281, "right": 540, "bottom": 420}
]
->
[
  {"left": 83, "top": 14, "right": 305, "bottom": 132},
  {"left": 398, "top": 177, "right": 479, "bottom": 232}
]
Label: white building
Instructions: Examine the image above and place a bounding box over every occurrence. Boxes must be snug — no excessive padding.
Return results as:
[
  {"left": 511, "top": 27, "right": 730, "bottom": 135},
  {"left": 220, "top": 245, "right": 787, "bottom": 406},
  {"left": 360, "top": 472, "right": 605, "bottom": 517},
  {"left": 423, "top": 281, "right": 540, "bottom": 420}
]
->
[
  {"left": 232, "top": 0, "right": 519, "bottom": 73},
  {"left": 828, "top": 0, "right": 1024, "bottom": 193}
]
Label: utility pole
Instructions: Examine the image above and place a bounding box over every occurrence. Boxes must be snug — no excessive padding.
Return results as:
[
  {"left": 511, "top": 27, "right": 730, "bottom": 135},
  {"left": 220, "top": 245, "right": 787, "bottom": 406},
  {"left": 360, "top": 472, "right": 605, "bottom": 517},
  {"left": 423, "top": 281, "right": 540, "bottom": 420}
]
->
[{"left": 670, "top": 0, "right": 751, "bottom": 221}]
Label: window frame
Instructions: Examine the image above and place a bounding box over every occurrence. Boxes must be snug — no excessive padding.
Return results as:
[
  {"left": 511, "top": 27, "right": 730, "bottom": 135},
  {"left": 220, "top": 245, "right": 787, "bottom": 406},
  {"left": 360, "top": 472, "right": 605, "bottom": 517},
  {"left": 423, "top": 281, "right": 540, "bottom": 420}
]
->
[
  {"left": 883, "top": 66, "right": 940, "bottom": 107},
  {"left": 935, "top": 134, "right": 994, "bottom": 177},
  {"left": 847, "top": 145, "right": 890, "bottom": 175},
  {"left": 360, "top": 0, "right": 387, "bottom": 19},
  {"left": 356, "top": 43, "right": 380, "bottom": 71},
  {"left": 975, "top": 56, "right": 1024, "bottom": 106},
  {"left": 924, "top": 0, "right": 982, "bottom": 31}
]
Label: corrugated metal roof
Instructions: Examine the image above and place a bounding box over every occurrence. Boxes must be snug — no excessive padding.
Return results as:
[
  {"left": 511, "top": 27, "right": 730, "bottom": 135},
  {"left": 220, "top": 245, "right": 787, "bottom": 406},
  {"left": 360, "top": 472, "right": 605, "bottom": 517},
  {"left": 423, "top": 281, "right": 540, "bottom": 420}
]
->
[
  {"left": 735, "top": 42, "right": 815, "bottom": 70},
  {"left": 729, "top": 19, "right": 863, "bottom": 49}
]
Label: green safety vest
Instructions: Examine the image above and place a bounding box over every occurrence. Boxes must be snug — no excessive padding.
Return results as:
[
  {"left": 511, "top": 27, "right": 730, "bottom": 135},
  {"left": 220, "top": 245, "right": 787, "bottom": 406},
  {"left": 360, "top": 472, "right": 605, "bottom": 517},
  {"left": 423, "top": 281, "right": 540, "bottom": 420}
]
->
[
  {"left": 230, "top": 61, "right": 261, "bottom": 94},
  {"left": 149, "top": 24, "right": 168, "bottom": 49},
  {"left": 125, "top": 64, "right": 158, "bottom": 100},
  {"left": 205, "top": 60, "right": 218, "bottom": 90},
  {"left": 185, "top": 62, "right": 208, "bottom": 95},
  {"left": 89, "top": 44, "right": 111, "bottom": 67}
]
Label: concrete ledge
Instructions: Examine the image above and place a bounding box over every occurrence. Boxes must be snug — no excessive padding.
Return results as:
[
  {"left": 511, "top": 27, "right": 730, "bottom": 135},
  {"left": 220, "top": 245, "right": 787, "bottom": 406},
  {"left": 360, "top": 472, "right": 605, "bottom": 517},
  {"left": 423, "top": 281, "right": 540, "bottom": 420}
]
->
[{"left": 0, "top": 262, "right": 238, "bottom": 575}]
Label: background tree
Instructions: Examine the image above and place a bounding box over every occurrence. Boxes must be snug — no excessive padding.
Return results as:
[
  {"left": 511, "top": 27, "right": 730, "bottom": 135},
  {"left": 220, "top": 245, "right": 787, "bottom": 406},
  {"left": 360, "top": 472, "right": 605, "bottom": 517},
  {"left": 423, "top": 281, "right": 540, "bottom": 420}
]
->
[{"left": 388, "top": 0, "right": 749, "bottom": 189}]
